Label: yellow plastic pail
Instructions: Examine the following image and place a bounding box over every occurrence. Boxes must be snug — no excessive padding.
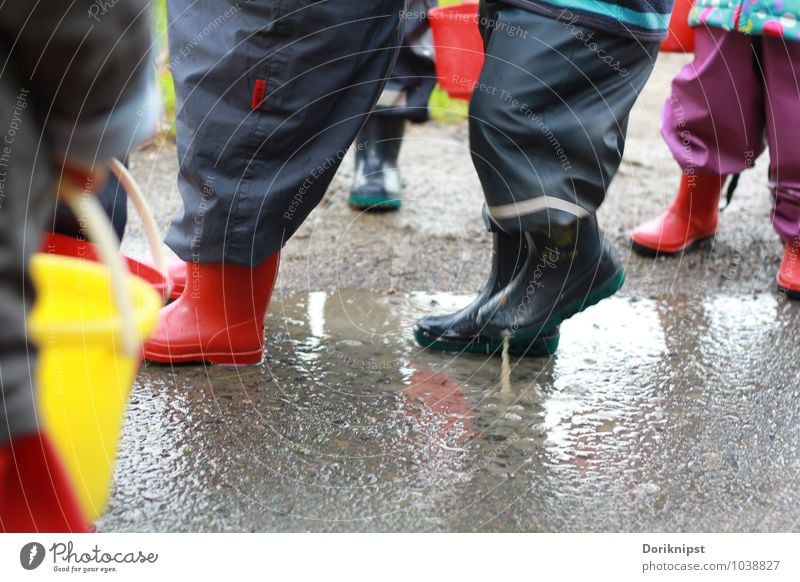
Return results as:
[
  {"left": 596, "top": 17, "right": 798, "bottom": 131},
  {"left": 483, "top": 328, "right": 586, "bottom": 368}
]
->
[{"left": 28, "top": 252, "right": 161, "bottom": 521}]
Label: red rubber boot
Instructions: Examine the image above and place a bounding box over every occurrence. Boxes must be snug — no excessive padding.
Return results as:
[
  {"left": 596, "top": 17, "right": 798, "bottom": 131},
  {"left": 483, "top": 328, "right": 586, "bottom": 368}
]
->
[
  {"left": 631, "top": 174, "right": 726, "bottom": 256},
  {"left": 166, "top": 258, "right": 187, "bottom": 302},
  {"left": 141, "top": 257, "right": 188, "bottom": 302},
  {"left": 0, "top": 433, "right": 89, "bottom": 533},
  {"left": 142, "top": 253, "right": 280, "bottom": 365},
  {"left": 777, "top": 242, "right": 800, "bottom": 300}
]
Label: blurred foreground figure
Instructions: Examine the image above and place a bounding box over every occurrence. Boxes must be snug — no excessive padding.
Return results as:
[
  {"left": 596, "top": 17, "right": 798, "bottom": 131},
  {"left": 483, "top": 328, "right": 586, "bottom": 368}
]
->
[{"left": 0, "top": 1, "right": 155, "bottom": 531}]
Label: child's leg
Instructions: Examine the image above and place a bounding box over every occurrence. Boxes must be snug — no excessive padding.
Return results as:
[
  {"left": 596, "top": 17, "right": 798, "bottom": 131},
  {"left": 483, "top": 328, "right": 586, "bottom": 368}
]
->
[
  {"left": 0, "top": 83, "right": 86, "bottom": 533},
  {"left": 761, "top": 36, "right": 800, "bottom": 246},
  {"left": 416, "top": 6, "right": 659, "bottom": 353},
  {"left": 761, "top": 35, "right": 800, "bottom": 297},
  {"left": 662, "top": 26, "right": 766, "bottom": 176},
  {"left": 470, "top": 9, "right": 658, "bottom": 234},
  {"left": 632, "top": 26, "right": 767, "bottom": 255},
  {"left": 146, "top": 0, "right": 404, "bottom": 364}
]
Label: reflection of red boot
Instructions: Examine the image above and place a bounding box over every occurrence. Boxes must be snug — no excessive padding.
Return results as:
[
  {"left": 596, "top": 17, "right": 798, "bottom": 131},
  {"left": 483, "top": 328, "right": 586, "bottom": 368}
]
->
[
  {"left": 0, "top": 433, "right": 88, "bottom": 532},
  {"left": 631, "top": 174, "right": 725, "bottom": 256},
  {"left": 405, "top": 368, "right": 475, "bottom": 442},
  {"left": 143, "top": 253, "right": 280, "bottom": 365},
  {"left": 777, "top": 243, "right": 800, "bottom": 300}
]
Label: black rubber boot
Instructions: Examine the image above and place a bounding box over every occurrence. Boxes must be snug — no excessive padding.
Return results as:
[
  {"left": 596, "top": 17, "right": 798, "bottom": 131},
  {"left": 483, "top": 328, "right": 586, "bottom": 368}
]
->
[
  {"left": 476, "top": 215, "right": 625, "bottom": 341},
  {"left": 350, "top": 115, "right": 404, "bottom": 211},
  {"left": 414, "top": 232, "right": 560, "bottom": 357}
]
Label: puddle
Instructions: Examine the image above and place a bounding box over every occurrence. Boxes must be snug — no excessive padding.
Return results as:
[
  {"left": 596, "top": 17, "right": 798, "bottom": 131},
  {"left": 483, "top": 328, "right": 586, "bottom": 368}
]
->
[{"left": 99, "top": 291, "right": 800, "bottom": 532}]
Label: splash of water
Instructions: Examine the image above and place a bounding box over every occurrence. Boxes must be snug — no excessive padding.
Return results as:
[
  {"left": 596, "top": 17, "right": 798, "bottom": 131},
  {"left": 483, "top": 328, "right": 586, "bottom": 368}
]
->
[{"left": 501, "top": 334, "right": 512, "bottom": 393}]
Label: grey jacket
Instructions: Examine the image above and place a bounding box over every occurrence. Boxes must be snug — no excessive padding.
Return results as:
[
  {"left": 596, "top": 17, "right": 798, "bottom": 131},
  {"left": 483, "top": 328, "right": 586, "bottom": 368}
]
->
[{"left": 0, "top": 0, "right": 157, "bottom": 167}]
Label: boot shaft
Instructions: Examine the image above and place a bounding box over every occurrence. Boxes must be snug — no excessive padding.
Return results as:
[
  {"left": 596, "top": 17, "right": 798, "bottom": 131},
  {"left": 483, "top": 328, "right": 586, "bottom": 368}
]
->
[
  {"left": 671, "top": 173, "right": 726, "bottom": 222},
  {"left": 355, "top": 115, "right": 405, "bottom": 171},
  {"left": 476, "top": 213, "right": 623, "bottom": 334},
  {"left": 486, "top": 231, "right": 530, "bottom": 296},
  {"left": 528, "top": 213, "right": 603, "bottom": 266},
  {"left": 185, "top": 256, "right": 280, "bottom": 321}
]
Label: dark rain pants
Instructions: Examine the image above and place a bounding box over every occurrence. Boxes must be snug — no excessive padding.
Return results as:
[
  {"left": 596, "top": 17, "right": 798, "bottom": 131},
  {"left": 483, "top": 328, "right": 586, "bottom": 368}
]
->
[
  {"left": 373, "top": 0, "right": 436, "bottom": 123},
  {"left": 0, "top": 86, "right": 53, "bottom": 445},
  {"left": 471, "top": 4, "right": 659, "bottom": 233},
  {"left": 52, "top": 171, "right": 127, "bottom": 241},
  {"left": 165, "top": 0, "right": 404, "bottom": 267}
]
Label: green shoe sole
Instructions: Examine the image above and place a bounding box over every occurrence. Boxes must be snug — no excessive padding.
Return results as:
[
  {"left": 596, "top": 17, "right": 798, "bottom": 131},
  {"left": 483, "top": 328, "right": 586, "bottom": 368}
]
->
[
  {"left": 349, "top": 195, "right": 402, "bottom": 211},
  {"left": 413, "top": 327, "right": 560, "bottom": 358},
  {"left": 491, "top": 267, "right": 626, "bottom": 342}
]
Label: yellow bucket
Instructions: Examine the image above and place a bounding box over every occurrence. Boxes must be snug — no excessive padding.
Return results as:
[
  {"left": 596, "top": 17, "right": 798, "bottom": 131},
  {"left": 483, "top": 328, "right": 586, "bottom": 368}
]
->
[
  {"left": 28, "top": 254, "right": 161, "bottom": 522},
  {"left": 27, "top": 186, "right": 163, "bottom": 523}
]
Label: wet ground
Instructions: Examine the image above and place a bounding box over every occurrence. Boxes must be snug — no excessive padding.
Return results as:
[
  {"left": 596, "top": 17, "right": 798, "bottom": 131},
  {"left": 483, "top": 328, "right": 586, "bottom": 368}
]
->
[
  {"left": 101, "top": 291, "right": 800, "bottom": 532},
  {"left": 99, "top": 54, "right": 800, "bottom": 532}
]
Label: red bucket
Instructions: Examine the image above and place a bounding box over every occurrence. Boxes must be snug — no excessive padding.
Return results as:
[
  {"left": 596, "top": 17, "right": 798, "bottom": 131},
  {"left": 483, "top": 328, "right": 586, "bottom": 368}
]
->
[
  {"left": 42, "top": 232, "right": 170, "bottom": 301},
  {"left": 661, "top": 0, "right": 695, "bottom": 52},
  {"left": 429, "top": 3, "right": 485, "bottom": 101}
]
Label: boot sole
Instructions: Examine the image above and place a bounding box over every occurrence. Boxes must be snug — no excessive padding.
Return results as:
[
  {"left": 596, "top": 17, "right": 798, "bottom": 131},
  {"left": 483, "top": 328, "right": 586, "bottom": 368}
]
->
[
  {"left": 349, "top": 196, "right": 402, "bottom": 211},
  {"left": 414, "top": 327, "right": 560, "bottom": 358},
  {"left": 543, "top": 266, "right": 626, "bottom": 333},
  {"left": 777, "top": 283, "right": 800, "bottom": 301},
  {"left": 143, "top": 347, "right": 264, "bottom": 366},
  {"left": 630, "top": 234, "right": 715, "bottom": 257}
]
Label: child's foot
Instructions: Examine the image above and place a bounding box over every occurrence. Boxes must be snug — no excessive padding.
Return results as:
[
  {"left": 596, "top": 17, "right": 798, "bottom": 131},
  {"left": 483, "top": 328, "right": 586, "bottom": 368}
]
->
[
  {"left": 349, "top": 116, "right": 404, "bottom": 211},
  {"left": 142, "top": 254, "right": 279, "bottom": 365},
  {"left": 414, "top": 231, "right": 560, "bottom": 357},
  {"left": 777, "top": 242, "right": 800, "bottom": 300},
  {"left": 477, "top": 215, "right": 624, "bottom": 340},
  {"left": 631, "top": 174, "right": 725, "bottom": 256}
]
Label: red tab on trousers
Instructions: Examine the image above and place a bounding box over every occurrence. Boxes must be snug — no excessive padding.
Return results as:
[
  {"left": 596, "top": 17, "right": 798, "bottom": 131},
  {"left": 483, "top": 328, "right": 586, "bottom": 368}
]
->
[{"left": 251, "top": 79, "right": 267, "bottom": 110}]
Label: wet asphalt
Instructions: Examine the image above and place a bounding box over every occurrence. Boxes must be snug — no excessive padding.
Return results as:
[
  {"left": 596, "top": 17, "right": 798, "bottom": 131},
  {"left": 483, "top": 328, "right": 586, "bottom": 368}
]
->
[{"left": 98, "top": 53, "right": 800, "bottom": 532}]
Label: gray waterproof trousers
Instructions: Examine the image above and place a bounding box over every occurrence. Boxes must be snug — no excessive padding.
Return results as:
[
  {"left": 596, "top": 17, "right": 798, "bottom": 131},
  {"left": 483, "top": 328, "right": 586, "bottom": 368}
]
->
[
  {"left": 165, "top": 0, "right": 405, "bottom": 267},
  {"left": 471, "top": 5, "right": 660, "bottom": 233},
  {"left": 0, "top": 86, "right": 53, "bottom": 445}
]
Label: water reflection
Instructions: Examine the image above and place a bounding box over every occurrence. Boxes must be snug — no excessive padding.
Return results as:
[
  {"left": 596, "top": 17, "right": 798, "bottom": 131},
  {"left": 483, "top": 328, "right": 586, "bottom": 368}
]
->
[{"left": 99, "top": 291, "right": 800, "bottom": 531}]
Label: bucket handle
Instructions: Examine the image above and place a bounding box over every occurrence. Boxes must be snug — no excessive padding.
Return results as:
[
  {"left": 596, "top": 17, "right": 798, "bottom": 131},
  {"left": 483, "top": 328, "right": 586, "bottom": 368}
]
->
[
  {"left": 63, "top": 174, "right": 139, "bottom": 359},
  {"left": 106, "top": 158, "right": 169, "bottom": 284}
]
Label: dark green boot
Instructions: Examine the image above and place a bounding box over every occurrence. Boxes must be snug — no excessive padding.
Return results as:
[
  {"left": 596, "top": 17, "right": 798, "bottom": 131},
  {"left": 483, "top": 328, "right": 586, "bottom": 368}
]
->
[
  {"left": 349, "top": 115, "right": 404, "bottom": 211},
  {"left": 414, "top": 231, "right": 560, "bottom": 357},
  {"left": 477, "top": 214, "right": 625, "bottom": 341}
]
